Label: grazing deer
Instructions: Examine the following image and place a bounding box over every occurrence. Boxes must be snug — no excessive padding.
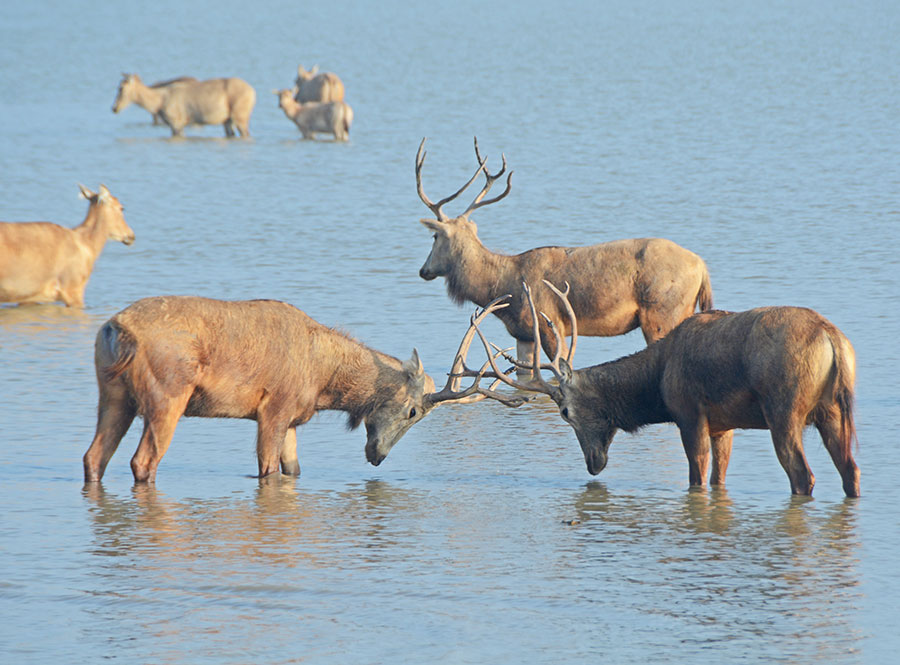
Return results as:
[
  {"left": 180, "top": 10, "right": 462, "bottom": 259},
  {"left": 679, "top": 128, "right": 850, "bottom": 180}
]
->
[
  {"left": 274, "top": 88, "right": 353, "bottom": 141},
  {"left": 83, "top": 296, "right": 521, "bottom": 483},
  {"left": 416, "top": 137, "right": 713, "bottom": 367},
  {"left": 460, "top": 282, "right": 860, "bottom": 497},
  {"left": 112, "top": 73, "right": 256, "bottom": 137},
  {"left": 0, "top": 184, "right": 134, "bottom": 307},
  {"left": 294, "top": 64, "right": 345, "bottom": 103}
]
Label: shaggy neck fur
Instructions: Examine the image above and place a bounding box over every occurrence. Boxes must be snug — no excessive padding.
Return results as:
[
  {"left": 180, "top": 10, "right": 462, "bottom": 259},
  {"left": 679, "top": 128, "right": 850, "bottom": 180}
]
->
[
  {"left": 445, "top": 231, "right": 516, "bottom": 308},
  {"left": 580, "top": 346, "right": 671, "bottom": 432}
]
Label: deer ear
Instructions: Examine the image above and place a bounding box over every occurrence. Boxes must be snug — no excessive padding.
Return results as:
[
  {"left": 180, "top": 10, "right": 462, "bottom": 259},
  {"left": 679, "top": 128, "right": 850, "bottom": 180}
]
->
[
  {"left": 558, "top": 358, "right": 574, "bottom": 383},
  {"left": 420, "top": 218, "right": 448, "bottom": 234},
  {"left": 403, "top": 348, "right": 425, "bottom": 376},
  {"left": 78, "top": 184, "right": 95, "bottom": 200},
  {"left": 97, "top": 184, "right": 112, "bottom": 203}
]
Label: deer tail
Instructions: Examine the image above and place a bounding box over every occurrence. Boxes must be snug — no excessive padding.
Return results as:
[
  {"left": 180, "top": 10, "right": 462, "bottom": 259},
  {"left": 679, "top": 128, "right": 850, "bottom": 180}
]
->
[
  {"left": 697, "top": 268, "right": 714, "bottom": 312},
  {"left": 95, "top": 320, "right": 137, "bottom": 382},
  {"left": 830, "top": 332, "right": 858, "bottom": 461}
]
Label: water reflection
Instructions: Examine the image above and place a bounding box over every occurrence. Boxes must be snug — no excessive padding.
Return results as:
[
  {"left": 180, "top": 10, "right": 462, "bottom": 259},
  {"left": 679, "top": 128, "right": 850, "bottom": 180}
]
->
[
  {"left": 565, "top": 483, "right": 864, "bottom": 660},
  {"left": 0, "top": 304, "right": 94, "bottom": 335}
]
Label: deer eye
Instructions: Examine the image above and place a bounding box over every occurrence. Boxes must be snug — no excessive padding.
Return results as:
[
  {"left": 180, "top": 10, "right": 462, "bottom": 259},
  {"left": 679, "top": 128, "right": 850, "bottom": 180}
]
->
[
  {"left": 560, "top": 407, "right": 569, "bottom": 420},
  {"left": 408, "top": 407, "right": 417, "bottom": 419}
]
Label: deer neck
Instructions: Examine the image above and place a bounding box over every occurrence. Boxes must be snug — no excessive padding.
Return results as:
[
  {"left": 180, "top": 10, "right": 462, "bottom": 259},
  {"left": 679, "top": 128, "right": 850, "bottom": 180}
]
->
[
  {"left": 585, "top": 348, "right": 670, "bottom": 432},
  {"left": 132, "top": 80, "right": 165, "bottom": 113},
  {"left": 318, "top": 340, "right": 401, "bottom": 426},
  {"left": 446, "top": 234, "right": 514, "bottom": 308},
  {"left": 73, "top": 205, "right": 110, "bottom": 265}
]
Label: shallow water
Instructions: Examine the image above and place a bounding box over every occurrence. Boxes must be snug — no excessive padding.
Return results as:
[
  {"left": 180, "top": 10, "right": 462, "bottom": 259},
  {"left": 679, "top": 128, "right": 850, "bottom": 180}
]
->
[{"left": 1, "top": 1, "right": 899, "bottom": 663}]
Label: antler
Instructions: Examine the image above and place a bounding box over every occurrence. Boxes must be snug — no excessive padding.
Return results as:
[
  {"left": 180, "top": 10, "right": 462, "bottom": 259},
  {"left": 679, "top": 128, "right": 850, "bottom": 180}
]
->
[
  {"left": 426, "top": 296, "right": 532, "bottom": 407},
  {"left": 416, "top": 137, "right": 487, "bottom": 222},
  {"left": 460, "top": 136, "right": 513, "bottom": 219},
  {"left": 455, "top": 280, "right": 579, "bottom": 400}
]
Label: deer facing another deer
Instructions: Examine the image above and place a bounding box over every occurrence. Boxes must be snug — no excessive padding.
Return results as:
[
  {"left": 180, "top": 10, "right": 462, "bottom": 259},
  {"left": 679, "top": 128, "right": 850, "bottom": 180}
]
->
[
  {"left": 415, "top": 137, "right": 713, "bottom": 367},
  {"left": 457, "top": 282, "right": 860, "bottom": 497},
  {"left": 83, "top": 295, "right": 524, "bottom": 484}
]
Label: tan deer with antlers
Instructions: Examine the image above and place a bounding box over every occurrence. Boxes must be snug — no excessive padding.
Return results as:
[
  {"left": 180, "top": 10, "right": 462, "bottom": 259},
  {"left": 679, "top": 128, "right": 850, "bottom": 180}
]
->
[
  {"left": 83, "top": 295, "right": 524, "bottom": 484},
  {"left": 416, "top": 137, "right": 714, "bottom": 368},
  {"left": 457, "top": 282, "right": 860, "bottom": 497}
]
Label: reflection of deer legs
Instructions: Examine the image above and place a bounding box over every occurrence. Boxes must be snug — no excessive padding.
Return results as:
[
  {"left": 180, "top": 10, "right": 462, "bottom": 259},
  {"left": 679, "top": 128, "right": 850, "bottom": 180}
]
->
[
  {"left": 815, "top": 407, "right": 860, "bottom": 497},
  {"left": 280, "top": 427, "right": 300, "bottom": 476},
  {"left": 131, "top": 390, "right": 191, "bottom": 483},
  {"left": 84, "top": 382, "right": 137, "bottom": 482},
  {"left": 709, "top": 430, "right": 734, "bottom": 486}
]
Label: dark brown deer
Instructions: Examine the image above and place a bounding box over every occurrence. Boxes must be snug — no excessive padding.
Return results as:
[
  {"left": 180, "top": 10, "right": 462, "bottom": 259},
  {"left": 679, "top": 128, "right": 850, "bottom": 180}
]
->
[
  {"left": 415, "top": 137, "right": 713, "bottom": 366},
  {"left": 83, "top": 295, "right": 522, "bottom": 484},
  {"left": 460, "top": 282, "right": 860, "bottom": 497}
]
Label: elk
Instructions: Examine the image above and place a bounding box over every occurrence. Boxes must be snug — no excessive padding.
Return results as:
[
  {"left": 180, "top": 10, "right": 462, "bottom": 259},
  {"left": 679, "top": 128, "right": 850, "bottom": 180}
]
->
[
  {"left": 0, "top": 184, "right": 134, "bottom": 307},
  {"left": 294, "top": 64, "right": 345, "bottom": 103},
  {"left": 416, "top": 137, "right": 713, "bottom": 367},
  {"left": 274, "top": 88, "right": 353, "bottom": 141},
  {"left": 461, "top": 282, "right": 861, "bottom": 497},
  {"left": 83, "top": 295, "right": 523, "bottom": 484},
  {"left": 112, "top": 73, "right": 256, "bottom": 137}
]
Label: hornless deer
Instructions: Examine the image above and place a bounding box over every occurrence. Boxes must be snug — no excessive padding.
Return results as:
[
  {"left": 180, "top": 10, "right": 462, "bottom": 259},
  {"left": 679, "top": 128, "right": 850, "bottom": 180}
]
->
[
  {"left": 127, "top": 76, "right": 198, "bottom": 124},
  {"left": 460, "top": 282, "right": 861, "bottom": 497},
  {"left": 294, "top": 64, "right": 345, "bottom": 103},
  {"left": 112, "top": 73, "right": 256, "bottom": 137},
  {"left": 0, "top": 184, "right": 134, "bottom": 307},
  {"left": 83, "top": 295, "right": 523, "bottom": 484},
  {"left": 273, "top": 88, "right": 353, "bottom": 141},
  {"left": 416, "top": 137, "right": 713, "bottom": 367}
]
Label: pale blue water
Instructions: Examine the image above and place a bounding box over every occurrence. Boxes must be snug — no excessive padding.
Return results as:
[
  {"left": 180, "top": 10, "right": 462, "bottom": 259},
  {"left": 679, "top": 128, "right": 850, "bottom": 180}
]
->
[{"left": 1, "top": 1, "right": 898, "bottom": 663}]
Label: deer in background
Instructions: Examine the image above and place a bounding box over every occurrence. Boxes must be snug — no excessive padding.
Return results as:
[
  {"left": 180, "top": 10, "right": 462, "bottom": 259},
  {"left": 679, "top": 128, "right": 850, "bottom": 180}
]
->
[
  {"left": 415, "top": 137, "right": 714, "bottom": 369},
  {"left": 294, "top": 64, "right": 345, "bottom": 103},
  {"left": 274, "top": 88, "right": 353, "bottom": 141},
  {"left": 83, "top": 295, "right": 523, "bottom": 484},
  {"left": 461, "top": 282, "right": 860, "bottom": 497},
  {"left": 112, "top": 73, "right": 256, "bottom": 137},
  {"left": 0, "top": 184, "right": 134, "bottom": 307}
]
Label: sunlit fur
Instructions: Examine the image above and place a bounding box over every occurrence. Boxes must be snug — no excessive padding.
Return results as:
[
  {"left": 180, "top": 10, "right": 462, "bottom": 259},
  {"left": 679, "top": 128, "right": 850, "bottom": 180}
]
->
[
  {"left": 83, "top": 296, "right": 434, "bottom": 483},
  {"left": 112, "top": 73, "right": 256, "bottom": 137},
  {"left": 294, "top": 64, "right": 345, "bottom": 103},
  {"left": 0, "top": 184, "right": 134, "bottom": 307}
]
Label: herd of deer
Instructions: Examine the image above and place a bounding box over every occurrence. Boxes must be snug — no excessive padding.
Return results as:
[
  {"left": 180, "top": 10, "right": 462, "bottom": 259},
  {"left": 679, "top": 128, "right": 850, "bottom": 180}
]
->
[
  {"left": 111, "top": 66, "right": 353, "bottom": 140},
  {"left": 0, "top": 78, "right": 861, "bottom": 497}
]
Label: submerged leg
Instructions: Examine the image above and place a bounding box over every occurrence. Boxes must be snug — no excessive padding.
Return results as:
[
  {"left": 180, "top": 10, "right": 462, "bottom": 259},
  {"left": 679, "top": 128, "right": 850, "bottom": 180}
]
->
[
  {"left": 816, "top": 408, "right": 860, "bottom": 497},
  {"left": 678, "top": 416, "right": 711, "bottom": 488},
  {"left": 709, "top": 430, "right": 734, "bottom": 486},
  {"left": 280, "top": 427, "right": 300, "bottom": 476},
  {"left": 83, "top": 384, "right": 137, "bottom": 482},
  {"left": 130, "top": 391, "right": 191, "bottom": 483}
]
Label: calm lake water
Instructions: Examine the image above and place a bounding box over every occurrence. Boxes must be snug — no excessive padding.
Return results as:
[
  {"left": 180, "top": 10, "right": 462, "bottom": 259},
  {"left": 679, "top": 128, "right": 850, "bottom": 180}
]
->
[{"left": 1, "top": 1, "right": 899, "bottom": 663}]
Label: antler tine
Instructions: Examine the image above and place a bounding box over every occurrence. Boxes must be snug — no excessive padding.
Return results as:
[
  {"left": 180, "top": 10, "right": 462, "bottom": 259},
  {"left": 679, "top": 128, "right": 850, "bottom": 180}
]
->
[
  {"left": 427, "top": 296, "right": 511, "bottom": 403},
  {"left": 521, "top": 282, "right": 563, "bottom": 391},
  {"left": 416, "top": 137, "right": 487, "bottom": 222},
  {"left": 461, "top": 136, "right": 513, "bottom": 219},
  {"left": 541, "top": 279, "right": 577, "bottom": 365}
]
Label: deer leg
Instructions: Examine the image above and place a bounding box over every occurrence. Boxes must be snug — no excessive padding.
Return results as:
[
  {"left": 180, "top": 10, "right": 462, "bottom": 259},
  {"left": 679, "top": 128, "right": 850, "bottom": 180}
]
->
[
  {"left": 768, "top": 418, "right": 815, "bottom": 495},
  {"left": 280, "top": 427, "right": 300, "bottom": 476},
  {"left": 256, "top": 401, "right": 293, "bottom": 478},
  {"left": 678, "top": 416, "right": 711, "bottom": 488},
  {"left": 130, "top": 391, "right": 191, "bottom": 483},
  {"left": 83, "top": 385, "right": 137, "bottom": 482},
  {"left": 709, "top": 430, "right": 734, "bottom": 486},
  {"left": 816, "top": 408, "right": 860, "bottom": 497},
  {"left": 224, "top": 119, "right": 235, "bottom": 137},
  {"left": 515, "top": 340, "right": 535, "bottom": 380}
]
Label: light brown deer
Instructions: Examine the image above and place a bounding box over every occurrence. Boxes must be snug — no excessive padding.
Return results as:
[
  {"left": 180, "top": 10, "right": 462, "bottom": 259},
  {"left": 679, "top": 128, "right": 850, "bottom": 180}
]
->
[
  {"left": 416, "top": 137, "right": 713, "bottom": 367},
  {"left": 112, "top": 73, "right": 256, "bottom": 137},
  {"left": 274, "top": 88, "right": 353, "bottom": 141},
  {"left": 124, "top": 76, "right": 198, "bottom": 124},
  {"left": 83, "top": 295, "right": 522, "bottom": 484},
  {"left": 0, "top": 184, "right": 134, "bottom": 307},
  {"left": 461, "top": 282, "right": 860, "bottom": 497},
  {"left": 294, "top": 64, "right": 345, "bottom": 103}
]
